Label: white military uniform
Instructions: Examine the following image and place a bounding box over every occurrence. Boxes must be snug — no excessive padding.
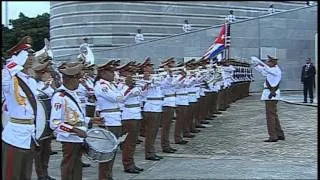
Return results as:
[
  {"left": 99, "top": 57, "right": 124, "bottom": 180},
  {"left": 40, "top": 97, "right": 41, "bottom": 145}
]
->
[
  {"left": 174, "top": 74, "right": 189, "bottom": 106},
  {"left": 141, "top": 78, "right": 164, "bottom": 113},
  {"left": 2, "top": 71, "right": 39, "bottom": 149},
  {"left": 254, "top": 64, "right": 282, "bottom": 100},
  {"left": 182, "top": 23, "right": 192, "bottom": 32},
  {"left": 135, "top": 33, "right": 144, "bottom": 43},
  {"left": 50, "top": 85, "right": 90, "bottom": 143},
  {"left": 225, "top": 14, "right": 236, "bottom": 23},
  {"left": 94, "top": 79, "right": 123, "bottom": 126},
  {"left": 37, "top": 81, "right": 55, "bottom": 97},
  {"left": 186, "top": 74, "right": 198, "bottom": 103},
  {"left": 161, "top": 73, "right": 176, "bottom": 107},
  {"left": 120, "top": 84, "right": 142, "bottom": 120}
]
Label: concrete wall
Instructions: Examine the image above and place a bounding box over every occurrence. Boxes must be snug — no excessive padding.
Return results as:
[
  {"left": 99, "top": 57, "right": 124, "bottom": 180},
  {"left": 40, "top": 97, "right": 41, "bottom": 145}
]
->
[{"left": 49, "top": 2, "right": 317, "bottom": 92}]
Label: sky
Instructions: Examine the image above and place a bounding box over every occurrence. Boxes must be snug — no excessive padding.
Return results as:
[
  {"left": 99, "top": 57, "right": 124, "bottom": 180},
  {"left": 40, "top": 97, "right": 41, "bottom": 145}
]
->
[{"left": 2, "top": 1, "right": 50, "bottom": 26}]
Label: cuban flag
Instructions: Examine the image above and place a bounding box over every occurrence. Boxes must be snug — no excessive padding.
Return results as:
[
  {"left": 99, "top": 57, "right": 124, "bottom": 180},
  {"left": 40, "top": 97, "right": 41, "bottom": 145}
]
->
[{"left": 202, "top": 24, "right": 226, "bottom": 60}]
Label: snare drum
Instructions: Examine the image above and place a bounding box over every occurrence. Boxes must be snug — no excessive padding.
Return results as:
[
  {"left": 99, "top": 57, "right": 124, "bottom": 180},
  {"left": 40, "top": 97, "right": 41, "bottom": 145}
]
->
[
  {"left": 84, "top": 128, "right": 118, "bottom": 163},
  {"left": 36, "top": 90, "right": 53, "bottom": 140},
  {"left": 2, "top": 99, "right": 9, "bottom": 130}
]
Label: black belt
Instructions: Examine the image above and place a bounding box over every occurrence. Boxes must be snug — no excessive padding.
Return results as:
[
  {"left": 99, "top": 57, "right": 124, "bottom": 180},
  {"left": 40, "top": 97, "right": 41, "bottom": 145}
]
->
[
  {"left": 165, "top": 94, "right": 176, "bottom": 97},
  {"left": 124, "top": 104, "right": 141, "bottom": 108},
  {"left": 100, "top": 108, "right": 121, "bottom": 113},
  {"left": 147, "top": 97, "right": 164, "bottom": 101},
  {"left": 176, "top": 93, "right": 188, "bottom": 96}
]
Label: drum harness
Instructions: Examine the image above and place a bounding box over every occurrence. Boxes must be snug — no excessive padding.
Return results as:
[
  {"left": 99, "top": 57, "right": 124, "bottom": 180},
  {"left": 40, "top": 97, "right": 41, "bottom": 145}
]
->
[{"left": 15, "top": 75, "right": 39, "bottom": 146}]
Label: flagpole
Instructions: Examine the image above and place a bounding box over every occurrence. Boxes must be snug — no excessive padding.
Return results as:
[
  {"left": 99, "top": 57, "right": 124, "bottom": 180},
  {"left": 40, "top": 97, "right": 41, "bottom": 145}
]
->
[
  {"left": 5, "top": 1, "right": 9, "bottom": 27},
  {"left": 224, "top": 21, "right": 227, "bottom": 60}
]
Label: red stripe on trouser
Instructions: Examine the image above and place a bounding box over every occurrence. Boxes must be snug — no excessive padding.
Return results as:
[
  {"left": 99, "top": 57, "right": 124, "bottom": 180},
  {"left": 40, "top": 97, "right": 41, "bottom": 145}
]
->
[{"left": 6, "top": 145, "right": 14, "bottom": 180}]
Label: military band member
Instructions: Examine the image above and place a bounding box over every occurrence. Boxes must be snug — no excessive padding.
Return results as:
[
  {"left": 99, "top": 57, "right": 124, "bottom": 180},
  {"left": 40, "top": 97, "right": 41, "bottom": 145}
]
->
[
  {"left": 159, "top": 58, "right": 178, "bottom": 153},
  {"left": 140, "top": 60, "right": 164, "bottom": 161},
  {"left": 49, "top": 62, "right": 102, "bottom": 180},
  {"left": 184, "top": 59, "right": 198, "bottom": 138},
  {"left": 94, "top": 60, "right": 124, "bottom": 180},
  {"left": 196, "top": 61, "right": 208, "bottom": 129},
  {"left": 2, "top": 36, "right": 38, "bottom": 180},
  {"left": 174, "top": 62, "right": 190, "bottom": 144},
  {"left": 138, "top": 58, "right": 153, "bottom": 138},
  {"left": 252, "top": 55, "right": 285, "bottom": 142},
  {"left": 116, "top": 62, "right": 145, "bottom": 173},
  {"left": 32, "top": 60, "right": 56, "bottom": 180}
]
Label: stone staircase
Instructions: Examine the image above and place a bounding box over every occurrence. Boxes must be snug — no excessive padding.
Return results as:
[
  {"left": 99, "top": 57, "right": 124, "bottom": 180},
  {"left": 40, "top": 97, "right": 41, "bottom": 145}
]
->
[{"left": 50, "top": 1, "right": 308, "bottom": 58}]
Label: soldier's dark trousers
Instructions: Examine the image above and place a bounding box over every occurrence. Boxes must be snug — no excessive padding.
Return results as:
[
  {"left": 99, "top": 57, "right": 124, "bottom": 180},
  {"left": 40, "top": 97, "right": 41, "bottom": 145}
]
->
[
  {"left": 194, "top": 102, "right": 201, "bottom": 127},
  {"left": 35, "top": 138, "right": 52, "bottom": 178},
  {"left": 139, "top": 114, "right": 146, "bottom": 137},
  {"left": 2, "top": 141, "right": 35, "bottom": 180},
  {"left": 188, "top": 102, "right": 197, "bottom": 131},
  {"left": 199, "top": 96, "right": 206, "bottom": 121},
  {"left": 303, "top": 79, "right": 314, "bottom": 101},
  {"left": 174, "top": 105, "right": 187, "bottom": 143},
  {"left": 265, "top": 100, "right": 284, "bottom": 140},
  {"left": 212, "top": 92, "right": 218, "bottom": 113},
  {"left": 183, "top": 105, "right": 193, "bottom": 136},
  {"left": 122, "top": 120, "right": 140, "bottom": 170},
  {"left": 144, "top": 112, "right": 162, "bottom": 158},
  {"left": 99, "top": 126, "right": 121, "bottom": 180},
  {"left": 161, "top": 106, "right": 174, "bottom": 151},
  {"left": 61, "top": 142, "right": 82, "bottom": 180}
]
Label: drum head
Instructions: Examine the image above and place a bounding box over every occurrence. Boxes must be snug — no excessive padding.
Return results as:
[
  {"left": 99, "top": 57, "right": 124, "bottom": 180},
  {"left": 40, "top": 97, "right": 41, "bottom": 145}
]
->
[
  {"left": 36, "top": 101, "right": 47, "bottom": 139},
  {"left": 2, "top": 101, "right": 9, "bottom": 130},
  {"left": 86, "top": 128, "right": 118, "bottom": 153}
]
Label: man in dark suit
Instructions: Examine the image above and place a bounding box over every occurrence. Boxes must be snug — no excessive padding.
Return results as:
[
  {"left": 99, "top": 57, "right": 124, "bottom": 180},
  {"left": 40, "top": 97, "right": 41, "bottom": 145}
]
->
[{"left": 301, "top": 58, "right": 316, "bottom": 103}]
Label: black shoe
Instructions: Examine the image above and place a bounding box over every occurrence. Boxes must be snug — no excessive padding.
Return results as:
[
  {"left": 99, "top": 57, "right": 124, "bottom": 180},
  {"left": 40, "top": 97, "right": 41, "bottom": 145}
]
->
[
  {"left": 200, "top": 120, "right": 210, "bottom": 124},
  {"left": 303, "top": 101, "right": 307, "bottom": 103},
  {"left": 175, "top": 140, "right": 189, "bottom": 144},
  {"left": 219, "top": 109, "right": 227, "bottom": 111},
  {"left": 211, "top": 115, "right": 217, "bottom": 118},
  {"left": 183, "top": 134, "right": 195, "bottom": 138},
  {"left": 146, "top": 156, "right": 160, "bottom": 161},
  {"left": 134, "top": 166, "right": 144, "bottom": 171},
  {"left": 124, "top": 168, "right": 140, "bottom": 174},
  {"left": 278, "top": 136, "right": 285, "bottom": 140},
  {"left": 155, "top": 154, "right": 163, "bottom": 159},
  {"left": 45, "top": 176, "right": 56, "bottom": 180},
  {"left": 81, "top": 162, "right": 91, "bottom": 168},
  {"left": 310, "top": 100, "right": 313, "bottom": 103},
  {"left": 169, "top": 147, "right": 177, "bottom": 151},
  {"left": 205, "top": 117, "right": 215, "bottom": 120},
  {"left": 50, "top": 151, "right": 58, "bottom": 155},
  {"left": 163, "top": 149, "right": 175, "bottom": 153},
  {"left": 136, "top": 141, "right": 141, "bottom": 144},
  {"left": 191, "top": 129, "right": 200, "bottom": 133},
  {"left": 214, "top": 111, "right": 222, "bottom": 114},
  {"left": 263, "top": 138, "right": 278, "bottom": 142},
  {"left": 196, "top": 125, "right": 206, "bottom": 128}
]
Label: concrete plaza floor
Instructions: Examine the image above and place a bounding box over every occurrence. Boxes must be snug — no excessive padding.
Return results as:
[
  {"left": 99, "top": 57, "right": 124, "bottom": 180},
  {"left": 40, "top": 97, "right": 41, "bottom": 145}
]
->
[{"left": 32, "top": 93, "right": 317, "bottom": 179}]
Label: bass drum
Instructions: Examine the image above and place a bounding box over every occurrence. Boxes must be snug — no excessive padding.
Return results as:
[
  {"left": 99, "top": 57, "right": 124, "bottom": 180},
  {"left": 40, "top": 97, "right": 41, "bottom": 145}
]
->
[
  {"left": 36, "top": 90, "right": 53, "bottom": 140},
  {"left": 2, "top": 100, "right": 9, "bottom": 131}
]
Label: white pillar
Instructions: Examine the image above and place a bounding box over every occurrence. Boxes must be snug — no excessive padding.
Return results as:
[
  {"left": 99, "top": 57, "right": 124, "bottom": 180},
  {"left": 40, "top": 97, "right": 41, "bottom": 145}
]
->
[{"left": 314, "top": 33, "right": 317, "bottom": 103}]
